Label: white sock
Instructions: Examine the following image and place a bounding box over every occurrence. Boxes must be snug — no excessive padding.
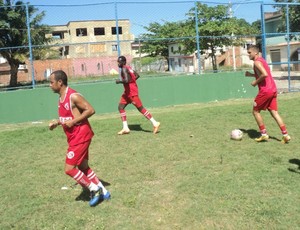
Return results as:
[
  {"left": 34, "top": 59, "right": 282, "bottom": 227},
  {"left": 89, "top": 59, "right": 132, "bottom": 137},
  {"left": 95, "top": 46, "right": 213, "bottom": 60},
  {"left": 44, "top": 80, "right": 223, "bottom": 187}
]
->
[
  {"left": 122, "top": 121, "right": 129, "bottom": 130},
  {"left": 88, "top": 182, "right": 99, "bottom": 192},
  {"left": 150, "top": 117, "right": 158, "bottom": 126},
  {"left": 97, "top": 181, "right": 108, "bottom": 194}
]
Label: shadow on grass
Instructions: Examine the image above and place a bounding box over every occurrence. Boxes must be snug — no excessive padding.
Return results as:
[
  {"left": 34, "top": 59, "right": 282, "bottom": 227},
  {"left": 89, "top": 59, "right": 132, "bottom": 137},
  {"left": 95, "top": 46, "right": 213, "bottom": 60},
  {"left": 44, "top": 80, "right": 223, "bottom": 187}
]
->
[
  {"left": 75, "top": 179, "right": 111, "bottom": 202},
  {"left": 288, "top": 158, "right": 300, "bottom": 174},
  {"left": 239, "top": 128, "right": 281, "bottom": 142},
  {"left": 128, "top": 124, "right": 152, "bottom": 133}
]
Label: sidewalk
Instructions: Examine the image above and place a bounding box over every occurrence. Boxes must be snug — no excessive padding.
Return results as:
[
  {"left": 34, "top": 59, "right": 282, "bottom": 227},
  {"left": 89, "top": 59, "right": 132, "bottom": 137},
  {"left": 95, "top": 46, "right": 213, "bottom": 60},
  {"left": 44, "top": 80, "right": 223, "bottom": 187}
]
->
[{"left": 273, "top": 71, "right": 300, "bottom": 92}]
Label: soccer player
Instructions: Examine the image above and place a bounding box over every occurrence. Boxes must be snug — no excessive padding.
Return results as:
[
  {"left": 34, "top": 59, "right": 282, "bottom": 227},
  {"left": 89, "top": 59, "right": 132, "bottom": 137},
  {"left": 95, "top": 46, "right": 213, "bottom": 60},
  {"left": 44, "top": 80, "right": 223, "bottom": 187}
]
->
[
  {"left": 48, "top": 70, "right": 110, "bottom": 206},
  {"left": 245, "top": 45, "right": 291, "bottom": 143},
  {"left": 115, "top": 56, "right": 160, "bottom": 135}
]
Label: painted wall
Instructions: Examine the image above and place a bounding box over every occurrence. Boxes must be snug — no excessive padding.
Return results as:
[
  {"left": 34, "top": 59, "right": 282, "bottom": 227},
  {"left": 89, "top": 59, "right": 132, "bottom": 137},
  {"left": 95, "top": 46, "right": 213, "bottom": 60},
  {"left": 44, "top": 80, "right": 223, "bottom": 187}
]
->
[{"left": 0, "top": 72, "right": 256, "bottom": 124}]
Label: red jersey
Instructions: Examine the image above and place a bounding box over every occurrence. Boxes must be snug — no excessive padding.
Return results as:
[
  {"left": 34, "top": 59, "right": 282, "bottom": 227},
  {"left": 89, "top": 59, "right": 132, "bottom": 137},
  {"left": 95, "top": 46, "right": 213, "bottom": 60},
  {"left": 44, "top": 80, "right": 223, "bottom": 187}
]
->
[
  {"left": 58, "top": 87, "right": 94, "bottom": 147},
  {"left": 121, "top": 65, "right": 139, "bottom": 97},
  {"left": 254, "top": 57, "right": 277, "bottom": 93}
]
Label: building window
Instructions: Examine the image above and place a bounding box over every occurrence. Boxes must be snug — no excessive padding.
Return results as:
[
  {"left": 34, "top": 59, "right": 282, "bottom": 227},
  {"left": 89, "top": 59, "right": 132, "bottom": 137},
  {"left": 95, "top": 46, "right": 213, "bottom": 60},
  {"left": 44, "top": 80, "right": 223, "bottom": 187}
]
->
[
  {"left": 76, "top": 28, "right": 87, "bottom": 37},
  {"left": 112, "top": 27, "right": 122, "bottom": 35},
  {"left": 94, "top": 27, "right": 105, "bottom": 36},
  {"left": 52, "top": 32, "right": 64, "bottom": 39},
  {"left": 171, "top": 47, "right": 174, "bottom": 53},
  {"left": 112, "top": 44, "right": 118, "bottom": 51}
]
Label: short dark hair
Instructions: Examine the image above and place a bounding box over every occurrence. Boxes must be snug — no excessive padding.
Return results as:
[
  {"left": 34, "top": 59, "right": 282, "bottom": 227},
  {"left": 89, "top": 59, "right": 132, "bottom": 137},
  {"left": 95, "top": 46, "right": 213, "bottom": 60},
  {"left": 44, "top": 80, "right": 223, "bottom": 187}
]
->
[
  {"left": 247, "top": 44, "right": 260, "bottom": 53},
  {"left": 51, "top": 70, "right": 68, "bottom": 86},
  {"left": 118, "top": 56, "right": 126, "bottom": 63}
]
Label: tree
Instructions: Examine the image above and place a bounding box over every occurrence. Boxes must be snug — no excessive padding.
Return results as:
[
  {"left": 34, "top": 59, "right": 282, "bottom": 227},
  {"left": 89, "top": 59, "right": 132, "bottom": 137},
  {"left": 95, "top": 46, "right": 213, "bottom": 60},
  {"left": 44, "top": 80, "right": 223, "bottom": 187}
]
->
[
  {"left": 274, "top": 0, "right": 300, "bottom": 39},
  {"left": 139, "top": 20, "right": 185, "bottom": 70},
  {"left": 0, "top": 0, "right": 52, "bottom": 87},
  {"left": 184, "top": 2, "right": 258, "bottom": 71},
  {"left": 140, "top": 3, "right": 259, "bottom": 72}
]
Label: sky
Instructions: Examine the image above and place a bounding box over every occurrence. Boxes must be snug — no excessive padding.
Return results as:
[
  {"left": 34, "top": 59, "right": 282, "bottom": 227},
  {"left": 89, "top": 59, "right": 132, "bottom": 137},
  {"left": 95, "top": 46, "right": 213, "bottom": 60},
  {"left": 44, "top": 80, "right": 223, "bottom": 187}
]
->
[{"left": 24, "top": 0, "right": 277, "bottom": 36}]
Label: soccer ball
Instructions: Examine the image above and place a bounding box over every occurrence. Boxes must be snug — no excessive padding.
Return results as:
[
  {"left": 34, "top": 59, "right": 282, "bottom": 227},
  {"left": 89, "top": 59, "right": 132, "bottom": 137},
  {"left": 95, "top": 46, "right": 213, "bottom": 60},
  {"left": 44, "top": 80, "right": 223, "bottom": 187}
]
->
[{"left": 230, "top": 129, "right": 243, "bottom": 140}]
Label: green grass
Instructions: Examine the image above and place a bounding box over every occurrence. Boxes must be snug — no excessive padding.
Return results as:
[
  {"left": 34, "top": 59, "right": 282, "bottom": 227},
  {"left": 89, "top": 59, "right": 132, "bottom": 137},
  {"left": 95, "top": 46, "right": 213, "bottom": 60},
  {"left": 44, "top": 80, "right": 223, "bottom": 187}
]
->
[{"left": 1, "top": 93, "right": 300, "bottom": 229}]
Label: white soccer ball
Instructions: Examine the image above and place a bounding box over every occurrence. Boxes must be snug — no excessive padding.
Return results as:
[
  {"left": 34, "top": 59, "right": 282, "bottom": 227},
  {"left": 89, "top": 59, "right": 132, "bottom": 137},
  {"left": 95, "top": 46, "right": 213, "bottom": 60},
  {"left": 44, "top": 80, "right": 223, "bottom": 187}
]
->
[{"left": 230, "top": 129, "right": 243, "bottom": 140}]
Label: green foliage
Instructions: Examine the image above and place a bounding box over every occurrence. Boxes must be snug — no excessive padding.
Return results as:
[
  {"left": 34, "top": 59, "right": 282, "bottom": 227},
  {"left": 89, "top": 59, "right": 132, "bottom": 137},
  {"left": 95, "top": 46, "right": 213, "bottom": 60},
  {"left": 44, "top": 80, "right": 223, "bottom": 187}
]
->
[
  {"left": 140, "top": 3, "right": 259, "bottom": 72},
  {"left": 140, "top": 20, "right": 186, "bottom": 59},
  {"left": 0, "top": 1, "right": 53, "bottom": 87},
  {"left": 274, "top": 0, "right": 300, "bottom": 38},
  {"left": 184, "top": 3, "right": 258, "bottom": 71},
  {"left": 1, "top": 93, "right": 300, "bottom": 229}
]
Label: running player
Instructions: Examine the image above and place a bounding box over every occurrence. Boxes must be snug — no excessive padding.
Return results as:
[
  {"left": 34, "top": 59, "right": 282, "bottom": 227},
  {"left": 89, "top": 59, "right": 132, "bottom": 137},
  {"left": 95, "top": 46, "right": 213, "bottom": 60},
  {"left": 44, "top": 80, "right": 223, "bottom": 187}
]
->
[
  {"left": 116, "top": 56, "right": 160, "bottom": 135},
  {"left": 49, "top": 70, "right": 110, "bottom": 206},
  {"left": 245, "top": 45, "right": 291, "bottom": 143}
]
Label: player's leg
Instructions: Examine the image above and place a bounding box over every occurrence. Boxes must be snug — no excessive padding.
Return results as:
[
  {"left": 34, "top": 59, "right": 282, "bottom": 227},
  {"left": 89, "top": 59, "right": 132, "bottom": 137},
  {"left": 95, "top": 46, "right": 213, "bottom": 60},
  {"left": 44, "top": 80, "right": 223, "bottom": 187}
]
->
[
  {"left": 64, "top": 142, "right": 101, "bottom": 206},
  {"left": 133, "top": 96, "right": 160, "bottom": 134},
  {"left": 79, "top": 159, "right": 111, "bottom": 201},
  {"left": 65, "top": 163, "right": 98, "bottom": 191},
  {"left": 267, "top": 93, "right": 290, "bottom": 143},
  {"left": 269, "top": 110, "right": 290, "bottom": 143},
  {"left": 253, "top": 95, "right": 269, "bottom": 142},
  {"left": 118, "top": 95, "right": 130, "bottom": 135},
  {"left": 253, "top": 109, "right": 269, "bottom": 141}
]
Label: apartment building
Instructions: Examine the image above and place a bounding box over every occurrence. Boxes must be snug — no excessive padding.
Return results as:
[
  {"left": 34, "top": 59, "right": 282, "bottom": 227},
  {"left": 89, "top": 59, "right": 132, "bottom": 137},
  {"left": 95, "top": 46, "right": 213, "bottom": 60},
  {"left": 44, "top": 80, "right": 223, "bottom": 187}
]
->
[{"left": 50, "top": 19, "right": 134, "bottom": 59}]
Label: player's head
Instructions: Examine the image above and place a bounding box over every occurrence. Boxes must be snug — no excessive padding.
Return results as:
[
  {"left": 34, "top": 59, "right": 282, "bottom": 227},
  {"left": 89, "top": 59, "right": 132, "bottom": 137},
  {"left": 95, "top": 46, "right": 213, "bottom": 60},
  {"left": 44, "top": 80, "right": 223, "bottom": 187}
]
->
[
  {"left": 49, "top": 70, "right": 68, "bottom": 93},
  {"left": 51, "top": 70, "right": 68, "bottom": 86},
  {"left": 247, "top": 44, "right": 260, "bottom": 60},
  {"left": 117, "top": 56, "right": 126, "bottom": 67}
]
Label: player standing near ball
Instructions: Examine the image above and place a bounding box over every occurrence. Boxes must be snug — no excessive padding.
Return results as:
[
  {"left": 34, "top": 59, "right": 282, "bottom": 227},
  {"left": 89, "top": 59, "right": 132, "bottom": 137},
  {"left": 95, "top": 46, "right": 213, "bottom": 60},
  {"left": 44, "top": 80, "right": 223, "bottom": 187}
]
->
[
  {"left": 115, "top": 56, "right": 160, "bottom": 135},
  {"left": 245, "top": 45, "right": 290, "bottom": 143},
  {"left": 49, "top": 70, "right": 110, "bottom": 207}
]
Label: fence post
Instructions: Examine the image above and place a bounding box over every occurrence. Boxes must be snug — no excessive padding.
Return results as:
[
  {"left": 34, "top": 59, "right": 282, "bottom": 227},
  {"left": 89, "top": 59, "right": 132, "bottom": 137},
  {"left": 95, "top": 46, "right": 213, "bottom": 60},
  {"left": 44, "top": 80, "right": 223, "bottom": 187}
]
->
[
  {"left": 25, "top": 3, "right": 35, "bottom": 88},
  {"left": 194, "top": 1, "right": 202, "bottom": 74},
  {"left": 260, "top": 2, "right": 267, "bottom": 59},
  {"left": 115, "top": 1, "right": 122, "bottom": 80}
]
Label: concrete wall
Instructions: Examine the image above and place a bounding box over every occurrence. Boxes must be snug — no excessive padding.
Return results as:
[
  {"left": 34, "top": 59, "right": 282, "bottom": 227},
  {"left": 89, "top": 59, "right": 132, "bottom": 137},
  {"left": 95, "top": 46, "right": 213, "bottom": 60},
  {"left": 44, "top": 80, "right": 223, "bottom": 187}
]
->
[{"left": 0, "top": 72, "right": 256, "bottom": 124}]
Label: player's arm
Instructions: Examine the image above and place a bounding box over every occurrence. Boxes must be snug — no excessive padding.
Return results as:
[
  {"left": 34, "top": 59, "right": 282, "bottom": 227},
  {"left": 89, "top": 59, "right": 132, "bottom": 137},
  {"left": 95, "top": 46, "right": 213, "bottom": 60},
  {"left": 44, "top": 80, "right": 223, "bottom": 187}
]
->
[
  {"left": 133, "top": 70, "right": 140, "bottom": 80},
  {"left": 251, "top": 61, "right": 267, "bottom": 87},
  {"left": 64, "top": 94, "right": 95, "bottom": 128},
  {"left": 116, "top": 68, "right": 131, "bottom": 84}
]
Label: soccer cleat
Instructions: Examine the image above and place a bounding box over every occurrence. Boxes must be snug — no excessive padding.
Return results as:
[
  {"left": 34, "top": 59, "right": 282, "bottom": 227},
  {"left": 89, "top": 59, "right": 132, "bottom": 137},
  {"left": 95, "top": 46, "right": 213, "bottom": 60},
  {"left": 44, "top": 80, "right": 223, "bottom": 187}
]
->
[
  {"left": 153, "top": 122, "right": 160, "bottom": 134},
  {"left": 100, "top": 191, "right": 111, "bottom": 201},
  {"left": 281, "top": 135, "right": 291, "bottom": 144},
  {"left": 255, "top": 134, "right": 269, "bottom": 142},
  {"left": 89, "top": 187, "right": 102, "bottom": 207},
  {"left": 118, "top": 128, "right": 130, "bottom": 135}
]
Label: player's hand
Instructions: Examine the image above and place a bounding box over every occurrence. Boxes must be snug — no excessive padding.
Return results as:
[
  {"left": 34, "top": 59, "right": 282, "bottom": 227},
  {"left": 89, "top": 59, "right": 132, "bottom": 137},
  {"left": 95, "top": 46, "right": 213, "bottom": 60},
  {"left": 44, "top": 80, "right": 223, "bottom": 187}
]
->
[
  {"left": 251, "top": 80, "right": 257, "bottom": 87},
  {"left": 63, "top": 120, "right": 75, "bottom": 128},
  {"left": 115, "top": 79, "right": 121, "bottom": 84},
  {"left": 49, "top": 120, "right": 58, "bottom": 130},
  {"left": 245, "top": 71, "right": 252, "bottom": 77}
]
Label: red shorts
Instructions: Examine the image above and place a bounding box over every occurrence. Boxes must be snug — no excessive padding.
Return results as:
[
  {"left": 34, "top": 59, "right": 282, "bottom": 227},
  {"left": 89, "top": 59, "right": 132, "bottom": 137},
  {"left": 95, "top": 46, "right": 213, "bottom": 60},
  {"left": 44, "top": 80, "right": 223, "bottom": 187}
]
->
[
  {"left": 119, "top": 94, "right": 143, "bottom": 108},
  {"left": 253, "top": 91, "right": 277, "bottom": 111},
  {"left": 66, "top": 140, "right": 91, "bottom": 166}
]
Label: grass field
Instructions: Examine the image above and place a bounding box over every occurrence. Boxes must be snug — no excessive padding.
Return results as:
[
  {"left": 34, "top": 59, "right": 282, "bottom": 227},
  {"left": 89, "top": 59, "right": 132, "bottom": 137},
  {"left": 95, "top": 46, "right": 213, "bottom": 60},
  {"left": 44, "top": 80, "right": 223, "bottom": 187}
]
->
[{"left": 1, "top": 92, "right": 300, "bottom": 229}]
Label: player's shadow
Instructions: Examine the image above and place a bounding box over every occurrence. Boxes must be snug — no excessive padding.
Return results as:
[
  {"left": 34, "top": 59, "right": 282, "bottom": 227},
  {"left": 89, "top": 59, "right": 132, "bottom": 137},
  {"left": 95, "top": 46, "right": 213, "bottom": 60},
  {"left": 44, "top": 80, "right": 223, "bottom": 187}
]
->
[
  {"left": 288, "top": 159, "right": 300, "bottom": 174},
  {"left": 75, "top": 179, "right": 111, "bottom": 202},
  {"left": 239, "top": 128, "right": 281, "bottom": 142},
  {"left": 128, "top": 124, "right": 152, "bottom": 133},
  {"left": 239, "top": 128, "right": 259, "bottom": 138}
]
